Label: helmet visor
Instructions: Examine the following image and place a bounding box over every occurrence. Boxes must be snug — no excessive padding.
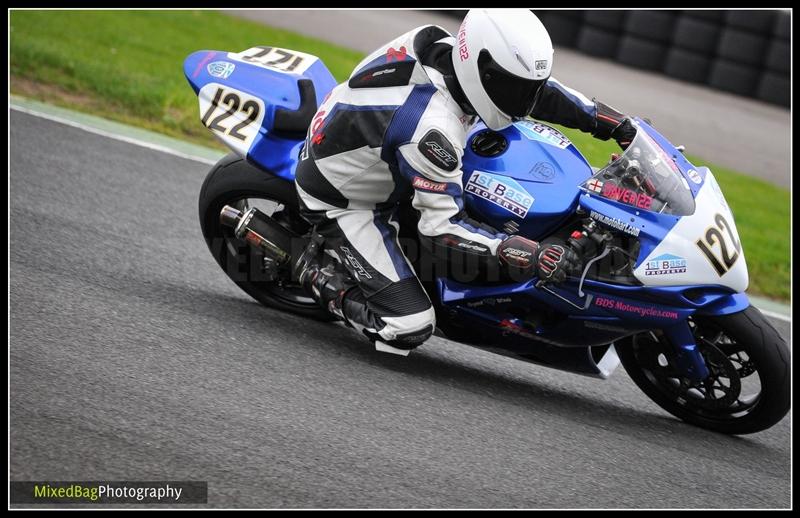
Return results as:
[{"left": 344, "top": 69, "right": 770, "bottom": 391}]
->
[{"left": 478, "top": 49, "right": 547, "bottom": 118}]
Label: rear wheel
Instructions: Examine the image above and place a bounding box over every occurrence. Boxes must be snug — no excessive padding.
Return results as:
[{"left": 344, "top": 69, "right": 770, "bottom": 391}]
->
[
  {"left": 198, "top": 153, "right": 334, "bottom": 320},
  {"left": 617, "top": 305, "right": 790, "bottom": 434}
]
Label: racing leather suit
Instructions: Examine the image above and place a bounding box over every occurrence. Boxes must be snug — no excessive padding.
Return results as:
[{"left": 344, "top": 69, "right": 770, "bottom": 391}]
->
[{"left": 295, "top": 25, "right": 626, "bottom": 349}]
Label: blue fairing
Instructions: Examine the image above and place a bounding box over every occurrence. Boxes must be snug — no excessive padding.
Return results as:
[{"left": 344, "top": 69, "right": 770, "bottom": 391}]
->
[
  {"left": 186, "top": 48, "right": 751, "bottom": 378},
  {"left": 461, "top": 120, "right": 593, "bottom": 239},
  {"left": 183, "top": 49, "right": 337, "bottom": 179}
]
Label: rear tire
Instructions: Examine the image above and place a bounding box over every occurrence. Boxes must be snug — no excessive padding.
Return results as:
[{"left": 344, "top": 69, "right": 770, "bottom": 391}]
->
[
  {"left": 617, "top": 305, "right": 790, "bottom": 434},
  {"left": 198, "top": 153, "right": 334, "bottom": 321}
]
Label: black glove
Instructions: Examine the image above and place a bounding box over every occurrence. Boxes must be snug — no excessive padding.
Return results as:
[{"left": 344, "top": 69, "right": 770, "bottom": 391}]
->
[
  {"left": 536, "top": 239, "right": 582, "bottom": 284},
  {"left": 593, "top": 101, "right": 637, "bottom": 150},
  {"left": 498, "top": 235, "right": 540, "bottom": 281},
  {"left": 611, "top": 119, "right": 637, "bottom": 150}
]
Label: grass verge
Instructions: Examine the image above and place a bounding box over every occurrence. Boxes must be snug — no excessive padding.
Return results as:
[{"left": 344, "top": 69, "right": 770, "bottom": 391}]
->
[{"left": 10, "top": 10, "right": 790, "bottom": 301}]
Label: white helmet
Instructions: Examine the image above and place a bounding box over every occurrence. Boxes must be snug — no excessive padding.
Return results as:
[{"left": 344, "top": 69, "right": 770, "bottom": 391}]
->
[{"left": 452, "top": 9, "right": 554, "bottom": 131}]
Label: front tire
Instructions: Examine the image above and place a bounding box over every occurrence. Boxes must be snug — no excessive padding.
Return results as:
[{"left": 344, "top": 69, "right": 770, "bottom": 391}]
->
[
  {"left": 617, "top": 305, "right": 790, "bottom": 434},
  {"left": 198, "top": 153, "right": 334, "bottom": 321}
]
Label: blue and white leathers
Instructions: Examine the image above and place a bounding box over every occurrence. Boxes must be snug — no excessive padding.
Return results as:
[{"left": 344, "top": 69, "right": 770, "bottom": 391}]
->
[{"left": 184, "top": 33, "right": 749, "bottom": 379}]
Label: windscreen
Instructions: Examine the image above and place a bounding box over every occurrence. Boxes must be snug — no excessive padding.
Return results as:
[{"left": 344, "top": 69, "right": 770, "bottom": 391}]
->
[{"left": 580, "top": 123, "right": 696, "bottom": 216}]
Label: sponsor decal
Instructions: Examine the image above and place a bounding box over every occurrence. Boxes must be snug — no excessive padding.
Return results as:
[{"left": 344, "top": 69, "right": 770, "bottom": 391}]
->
[
  {"left": 412, "top": 175, "right": 448, "bottom": 193},
  {"left": 503, "top": 247, "right": 533, "bottom": 259},
  {"left": 457, "top": 19, "right": 469, "bottom": 61},
  {"left": 535, "top": 60, "right": 548, "bottom": 70},
  {"left": 207, "top": 61, "right": 235, "bottom": 79},
  {"left": 687, "top": 168, "right": 703, "bottom": 184},
  {"left": 644, "top": 253, "right": 687, "bottom": 276},
  {"left": 589, "top": 210, "right": 640, "bottom": 237},
  {"left": 514, "top": 120, "right": 571, "bottom": 149},
  {"left": 501, "top": 246, "right": 533, "bottom": 268},
  {"left": 340, "top": 246, "right": 372, "bottom": 280},
  {"left": 457, "top": 242, "right": 489, "bottom": 253},
  {"left": 418, "top": 129, "right": 458, "bottom": 171},
  {"left": 466, "top": 297, "right": 513, "bottom": 308},
  {"left": 586, "top": 178, "right": 604, "bottom": 193},
  {"left": 531, "top": 161, "right": 555, "bottom": 180},
  {"left": 465, "top": 171, "right": 534, "bottom": 218},
  {"left": 594, "top": 296, "right": 679, "bottom": 320},
  {"left": 600, "top": 183, "right": 653, "bottom": 210},
  {"left": 423, "top": 142, "right": 457, "bottom": 166}
]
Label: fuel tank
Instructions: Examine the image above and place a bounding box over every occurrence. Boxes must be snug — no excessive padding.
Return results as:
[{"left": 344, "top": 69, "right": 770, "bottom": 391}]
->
[{"left": 461, "top": 120, "right": 594, "bottom": 240}]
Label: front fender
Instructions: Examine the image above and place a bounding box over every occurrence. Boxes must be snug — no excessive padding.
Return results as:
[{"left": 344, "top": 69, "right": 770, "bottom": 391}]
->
[{"left": 693, "top": 292, "right": 750, "bottom": 316}]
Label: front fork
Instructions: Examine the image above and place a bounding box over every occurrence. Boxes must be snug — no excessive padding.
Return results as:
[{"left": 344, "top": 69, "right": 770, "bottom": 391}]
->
[{"left": 661, "top": 321, "right": 709, "bottom": 382}]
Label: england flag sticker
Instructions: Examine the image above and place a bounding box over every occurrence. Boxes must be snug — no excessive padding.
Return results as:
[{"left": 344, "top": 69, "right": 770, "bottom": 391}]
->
[{"left": 587, "top": 178, "right": 604, "bottom": 193}]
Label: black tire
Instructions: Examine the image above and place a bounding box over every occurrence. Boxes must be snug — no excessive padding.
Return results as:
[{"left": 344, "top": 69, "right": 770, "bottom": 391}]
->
[
  {"left": 756, "top": 72, "right": 790, "bottom": 107},
  {"left": 617, "top": 305, "right": 790, "bottom": 434},
  {"left": 576, "top": 26, "right": 620, "bottom": 58},
  {"left": 672, "top": 16, "right": 721, "bottom": 55},
  {"left": 540, "top": 12, "right": 582, "bottom": 47},
  {"left": 705, "top": 57, "right": 763, "bottom": 99},
  {"left": 707, "top": 59, "right": 759, "bottom": 97},
  {"left": 725, "top": 10, "right": 777, "bottom": 33},
  {"left": 616, "top": 35, "right": 667, "bottom": 71},
  {"left": 773, "top": 11, "right": 790, "bottom": 39},
  {"left": 765, "top": 39, "right": 790, "bottom": 74},
  {"left": 624, "top": 11, "right": 677, "bottom": 43},
  {"left": 683, "top": 10, "right": 725, "bottom": 22},
  {"left": 716, "top": 27, "right": 769, "bottom": 67},
  {"left": 663, "top": 48, "right": 712, "bottom": 84},
  {"left": 584, "top": 10, "right": 627, "bottom": 31},
  {"left": 198, "top": 153, "right": 334, "bottom": 321}
]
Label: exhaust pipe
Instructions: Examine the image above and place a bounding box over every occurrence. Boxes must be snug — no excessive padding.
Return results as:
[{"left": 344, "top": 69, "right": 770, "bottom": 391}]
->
[{"left": 219, "top": 205, "right": 292, "bottom": 264}]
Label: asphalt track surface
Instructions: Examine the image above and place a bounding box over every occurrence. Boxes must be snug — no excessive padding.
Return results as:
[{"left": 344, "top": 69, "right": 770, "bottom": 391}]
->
[
  {"left": 226, "top": 9, "right": 791, "bottom": 189},
  {"left": 9, "top": 111, "right": 791, "bottom": 509}
]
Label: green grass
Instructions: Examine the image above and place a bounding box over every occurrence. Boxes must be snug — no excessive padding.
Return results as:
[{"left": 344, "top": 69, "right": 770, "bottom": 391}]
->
[{"left": 10, "top": 10, "right": 790, "bottom": 301}]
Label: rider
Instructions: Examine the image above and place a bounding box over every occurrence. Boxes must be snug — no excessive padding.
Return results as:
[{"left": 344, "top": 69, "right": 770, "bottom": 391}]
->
[{"left": 293, "top": 9, "right": 636, "bottom": 352}]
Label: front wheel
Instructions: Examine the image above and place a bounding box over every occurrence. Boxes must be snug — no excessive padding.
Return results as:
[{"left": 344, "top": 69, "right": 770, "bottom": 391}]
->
[{"left": 617, "top": 305, "right": 790, "bottom": 434}]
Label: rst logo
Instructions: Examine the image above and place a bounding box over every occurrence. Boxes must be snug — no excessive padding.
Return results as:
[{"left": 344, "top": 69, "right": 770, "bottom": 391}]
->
[{"left": 423, "top": 141, "right": 457, "bottom": 165}]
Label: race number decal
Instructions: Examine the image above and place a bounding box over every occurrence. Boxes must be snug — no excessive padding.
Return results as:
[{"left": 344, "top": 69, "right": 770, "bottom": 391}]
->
[
  {"left": 198, "top": 84, "right": 265, "bottom": 155},
  {"left": 228, "top": 46, "right": 317, "bottom": 74},
  {"left": 695, "top": 213, "right": 742, "bottom": 276}
]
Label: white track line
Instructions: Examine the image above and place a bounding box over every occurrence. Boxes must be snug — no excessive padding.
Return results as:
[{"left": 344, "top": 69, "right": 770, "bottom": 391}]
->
[
  {"left": 759, "top": 309, "right": 791, "bottom": 323},
  {"left": 10, "top": 105, "right": 218, "bottom": 166},
  {"left": 11, "top": 104, "right": 793, "bottom": 324}
]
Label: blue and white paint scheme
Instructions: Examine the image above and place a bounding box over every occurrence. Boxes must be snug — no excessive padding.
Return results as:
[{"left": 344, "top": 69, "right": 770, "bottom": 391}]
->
[{"left": 185, "top": 46, "right": 751, "bottom": 381}]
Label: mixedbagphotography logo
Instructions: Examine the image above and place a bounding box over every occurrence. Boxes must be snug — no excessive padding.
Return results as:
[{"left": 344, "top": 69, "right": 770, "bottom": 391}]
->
[{"left": 10, "top": 481, "right": 208, "bottom": 505}]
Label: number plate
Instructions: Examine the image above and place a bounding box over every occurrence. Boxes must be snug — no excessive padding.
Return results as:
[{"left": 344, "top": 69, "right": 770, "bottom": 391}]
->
[
  {"left": 227, "top": 46, "right": 317, "bottom": 74},
  {"left": 198, "top": 83, "right": 265, "bottom": 156}
]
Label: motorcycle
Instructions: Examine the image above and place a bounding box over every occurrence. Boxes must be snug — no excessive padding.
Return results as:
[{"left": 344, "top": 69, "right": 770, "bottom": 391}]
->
[{"left": 184, "top": 45, "right": 790, "bottom": 434}]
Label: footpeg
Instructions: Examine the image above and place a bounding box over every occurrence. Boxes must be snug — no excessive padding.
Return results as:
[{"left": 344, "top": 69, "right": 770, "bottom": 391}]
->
[{"left": 375, "top": 341, "right": 412, "bottom": 357}]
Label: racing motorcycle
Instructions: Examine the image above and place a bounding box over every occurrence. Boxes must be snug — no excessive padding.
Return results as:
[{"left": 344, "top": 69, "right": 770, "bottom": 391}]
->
[{"left": 184, "top": 45, "right": 790, "bottom": 434}]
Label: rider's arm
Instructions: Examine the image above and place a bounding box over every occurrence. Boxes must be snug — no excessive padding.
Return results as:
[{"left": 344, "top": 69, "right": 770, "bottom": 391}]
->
[
  {"left": 530, "top": 77, "right": 633, "bottom": 144},
  {"left": 395, "top": 127, "right": 506, "bottom": 269}
]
